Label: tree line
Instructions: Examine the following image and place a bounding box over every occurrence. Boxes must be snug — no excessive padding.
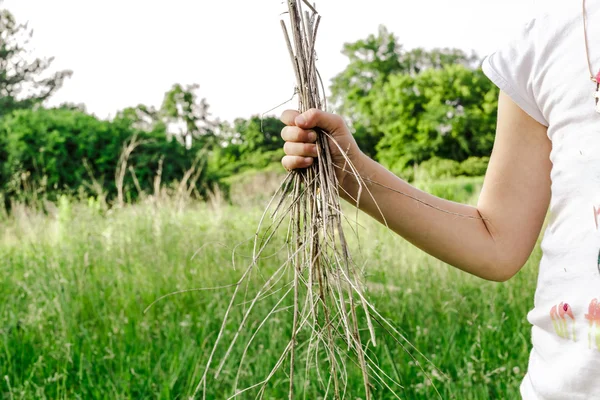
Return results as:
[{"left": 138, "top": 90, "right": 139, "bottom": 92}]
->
[{"left": 0, "top": 8, "right": 498, "bottom": 205}]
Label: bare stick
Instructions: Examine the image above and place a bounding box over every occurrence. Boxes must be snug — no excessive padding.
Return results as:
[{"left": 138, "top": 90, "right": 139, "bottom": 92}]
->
[
  {"left": 301, "top": 0, "right": 318, "bottom": 14},
  {"left": 194, "top": 3, "right": 445, "bottom": 398}
]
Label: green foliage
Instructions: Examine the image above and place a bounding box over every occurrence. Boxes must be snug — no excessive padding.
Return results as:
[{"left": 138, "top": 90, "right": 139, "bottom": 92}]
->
[
  {"left": 207, "top": 116, "right": 285, "bottom": 179},
  {"left": 330, "top": 25, "right": 478, "bottom": 157},
  {"left": 0, "top": 108, "right": 127, "bottom": 196},
  {"left": 161, "top": 83, "right": 214, "bottom": 149},
  {"left": 0, "top": 98, "right": 285, "bottom": 204},
  {"left": 0, "top": 194, "right": 538, "bottom": 398},
  {"left": 0, "top": 7, "right": 71, "bottom": 118},
  {"left": 0, "top": 107, "right": 209, "bottom": 202},
  {"left": 416, "top": 176, "right": 484, "bottom": 204},
  {"left": 459, "top": 156, "right": 490, "bottom": 177},
  {"left": 414, "top": 157, "right": 462, "bottom": 181},
  {"left": 0, "top": 9, "right": 499, "bottom": 206},
  {"left": 393, "top": 156, "right": 490, "bottom": 183},
  {"left": 115, "top": 104, "right": 163, "bottom": 133},
  {"left": 234, "top": 116, "right": 284, "bottom": 153},
  {"left": 374, "top": 65, "right": 499, "bottom": 171},
  {"left": 410, "top": 156, "right": 490, "bottom": 182}
]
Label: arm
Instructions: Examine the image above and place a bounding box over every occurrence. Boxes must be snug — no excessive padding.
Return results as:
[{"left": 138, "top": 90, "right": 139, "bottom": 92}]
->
[{"left": 281, "top": 91, "right": 552, "bottom": 282}]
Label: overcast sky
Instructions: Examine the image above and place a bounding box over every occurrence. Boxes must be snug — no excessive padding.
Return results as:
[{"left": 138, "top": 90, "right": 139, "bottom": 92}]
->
[{"left": 3, "top": 0, "right": 553, "bottom": 123}]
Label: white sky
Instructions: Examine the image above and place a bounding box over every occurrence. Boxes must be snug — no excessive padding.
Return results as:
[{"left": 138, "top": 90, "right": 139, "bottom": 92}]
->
[{"left": 3, "top": 0, "right": 555, "bottom": 123}]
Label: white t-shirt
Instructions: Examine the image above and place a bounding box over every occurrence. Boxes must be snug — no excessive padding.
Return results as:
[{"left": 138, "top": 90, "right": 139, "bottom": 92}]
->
[{"left": 482, "top": 2, "right": 600, "bottom": 399}]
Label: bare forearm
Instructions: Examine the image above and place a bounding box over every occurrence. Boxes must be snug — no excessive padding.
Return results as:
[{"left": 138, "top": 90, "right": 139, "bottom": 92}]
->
[
  {"left": 341, "top": 155, "right": 508, "bottom": 282},
  {"left": 281, "top": 99, "right": 551, "bottom": 282}
]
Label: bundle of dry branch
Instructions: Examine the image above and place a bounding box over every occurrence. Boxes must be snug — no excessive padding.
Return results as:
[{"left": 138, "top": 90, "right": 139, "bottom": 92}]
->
[{"left": 191, "top": 2, "right": 437, "bottom": 399}]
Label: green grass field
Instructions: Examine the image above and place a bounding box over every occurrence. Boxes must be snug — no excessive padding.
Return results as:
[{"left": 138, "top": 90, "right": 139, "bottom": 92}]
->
[{"left": 0, "top": 177, "right": 541, "bottom": 399}]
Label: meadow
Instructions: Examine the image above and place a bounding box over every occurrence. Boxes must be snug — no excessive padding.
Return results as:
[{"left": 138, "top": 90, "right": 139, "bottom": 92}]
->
[{"left": 0, "top": 174, "right": 540, "bottom": 399}]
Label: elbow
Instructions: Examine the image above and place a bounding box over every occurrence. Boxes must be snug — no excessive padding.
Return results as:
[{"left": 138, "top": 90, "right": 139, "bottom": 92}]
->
[
  {"left": 486, "top": 259, "right": 525, "bottom": 283},
  {"left": 487, "top": 269, "right": 518, "bottom": 283},
  {"left": 459, "top": 259, "right": 521, "bottom": 282},
  {"left": 476, "top": 236, "right": 530, "bottom": 282}
]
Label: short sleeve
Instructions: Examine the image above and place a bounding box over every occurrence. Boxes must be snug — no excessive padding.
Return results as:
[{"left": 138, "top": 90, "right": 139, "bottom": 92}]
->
[{"left": 481, "top": 18, "right": 549, "bottom": 127}]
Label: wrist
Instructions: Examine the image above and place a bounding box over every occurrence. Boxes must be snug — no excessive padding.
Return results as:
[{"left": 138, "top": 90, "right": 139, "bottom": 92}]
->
[{"left": 339, "top": 150, "right": 369, "bottom": 201}]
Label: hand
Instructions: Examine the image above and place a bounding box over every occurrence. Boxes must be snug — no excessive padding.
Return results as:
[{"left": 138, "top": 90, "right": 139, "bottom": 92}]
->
[{"left": 280, "top": 108, "right": 363, "bottom": 187}]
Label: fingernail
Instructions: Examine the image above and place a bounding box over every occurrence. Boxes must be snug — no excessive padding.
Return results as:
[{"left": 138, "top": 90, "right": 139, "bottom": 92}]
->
[
  {"left": 308, "top": 131, "right": 317, "bottom": 142},
  {"left": 304, "top": 157, "right": 313, "bottom": 164},
  {"left": 295, "top": 115, "right": 306, "bottom": 126}
]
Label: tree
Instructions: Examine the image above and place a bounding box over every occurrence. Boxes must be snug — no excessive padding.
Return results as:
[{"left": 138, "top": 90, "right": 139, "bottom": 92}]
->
[
  {"left": 402, "top": 47, "right": 479, "bottom": 75},
  {"left": 373, "top": 64, "right": 499, "bottom": 172},
  {"left": 330, "top": 25, "right": 477, "bottom": 157},
  {"left": 329, "top": 26, "right": 402, "bottom": 158},
  {"left": 160, "top": 84, "right": 215, "bottom": 149},
  {"left": 115, "top": 104, "right": 163, "bottom": 133},
  {"left": 0, "top": 5, "right": 71, "bottom": 118},
  {"left": 331, "top": 26, "right": 403, "bottom": 107},
  {"left": 0, "top": 107, "right": 209, "bottom": 201},
  {"left": 0, "top": 108, "right": 131, "bottom": 197},
  {"left": 206, "top": 116, "right": 285, "bottom": 179},
  {"left": 234, "top": 116, "right": 284, "bottom": 154}
]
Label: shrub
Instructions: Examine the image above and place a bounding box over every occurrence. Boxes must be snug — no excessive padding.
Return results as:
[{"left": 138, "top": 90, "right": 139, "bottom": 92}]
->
[
  {"left": 416, "top": 176, "right": 484, "bottom": 204},
  {"left": 414, "top": 157, "right": 462, "bottom": 181},
  {"left": 459, "top": 156, "right": 490, "bottom": 177},
  {"left": 0, "top": 108, "right": 208, "bottom": 202}
]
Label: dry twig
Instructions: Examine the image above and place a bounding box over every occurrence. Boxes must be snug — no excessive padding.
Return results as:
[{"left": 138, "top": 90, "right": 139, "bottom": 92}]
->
[{"left": 191, "top": 2, "right": 453, "bottom": 398}]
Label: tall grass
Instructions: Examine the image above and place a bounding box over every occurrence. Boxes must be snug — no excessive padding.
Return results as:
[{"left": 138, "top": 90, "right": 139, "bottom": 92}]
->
[{"left": 0, "top": 177, "right": 539, "bottom": 399}]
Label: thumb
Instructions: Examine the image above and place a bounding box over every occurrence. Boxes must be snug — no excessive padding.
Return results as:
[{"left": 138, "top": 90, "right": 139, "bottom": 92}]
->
[{"left": 295, "top": 108, "right": 345, "bottom": 134}]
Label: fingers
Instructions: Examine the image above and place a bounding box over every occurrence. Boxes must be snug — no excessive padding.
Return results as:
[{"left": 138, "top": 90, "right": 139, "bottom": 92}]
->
[
  {"left": 279, "top": 108, "right": 346, "bottom": 172},
  {"left": 281, "top": 126, "right": 317, "bottom": 143},
  {"left": 282, "top": 156, "right": 314, "bottom": 171},
  {"left": 282, "top": 140, "right": 318, "bottom": 172},
  {"left": 283, "top": 141, "right": 318, "bottom": 158},
  {"left": 294, "top": 109, "right": 345, "bottom": 133},
  {"left": 280, "top": 109, "right": 300, "bottom": 126},
  {"left": 280, "top": 108, "right": 346, "bottom": 134}
]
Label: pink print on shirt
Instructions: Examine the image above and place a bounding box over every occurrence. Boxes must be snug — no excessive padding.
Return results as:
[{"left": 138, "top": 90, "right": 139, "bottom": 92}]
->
[
  {"left": 550, "top": 302, "right": 576, "bottom": 341},
  {"left": 593, "top": 206, "right": 600, "bottom": 230},
  {"left": 585, "top": 299, "right": 600, "bottom": 349},
  {"left": 593, "top": 206, "right": 600, "bottom": 274}
]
